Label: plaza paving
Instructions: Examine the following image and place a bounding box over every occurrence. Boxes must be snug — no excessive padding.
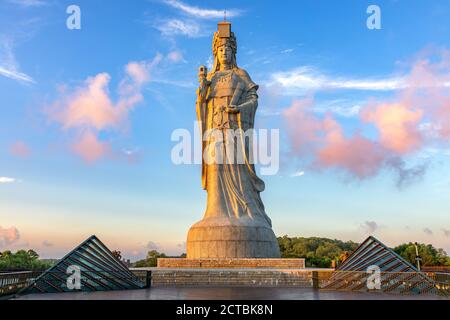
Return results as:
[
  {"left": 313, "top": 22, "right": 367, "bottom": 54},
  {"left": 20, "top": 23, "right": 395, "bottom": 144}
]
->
[{"left": 15, "top": 287, "right": 447, "bottom": 300}]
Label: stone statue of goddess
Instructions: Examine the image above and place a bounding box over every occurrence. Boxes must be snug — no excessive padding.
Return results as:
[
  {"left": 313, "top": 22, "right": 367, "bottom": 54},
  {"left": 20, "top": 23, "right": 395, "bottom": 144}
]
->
[{"left": 186, "top": 22, "right": 280, "bottom": 259}]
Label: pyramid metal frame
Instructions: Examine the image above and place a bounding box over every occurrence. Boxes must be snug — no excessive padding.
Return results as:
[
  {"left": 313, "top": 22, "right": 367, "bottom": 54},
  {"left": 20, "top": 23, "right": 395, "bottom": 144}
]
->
[
  {"left": 21, "top": 235, "right": 145, "bottom": 294},
  {"left": 321, "top": 236, "right": 438, "bottom": 294},
  {"left": 336, "top": 236, "right": 418, "bottom": 272}
]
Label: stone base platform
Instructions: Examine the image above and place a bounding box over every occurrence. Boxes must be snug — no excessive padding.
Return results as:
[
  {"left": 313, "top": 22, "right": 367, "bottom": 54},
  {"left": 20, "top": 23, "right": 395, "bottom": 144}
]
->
[
  {"left": 148, "top": 268, "right": 315, "bottom": 287},
  {"left": 157, "top": 258, "right": 305, "bottom": 269},
  {"left": 187, "top": 217, "right": 281, "bottom": 258}
]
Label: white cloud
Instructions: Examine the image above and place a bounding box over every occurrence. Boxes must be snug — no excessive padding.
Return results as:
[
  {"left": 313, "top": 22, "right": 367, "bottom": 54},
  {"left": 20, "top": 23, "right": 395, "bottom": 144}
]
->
[
  {"left": 0, "top": 66, "right": 34, "bottom": 83},
  {"left": 423, "top": 228, "right": 433, "bottom": 236},
  {"left": 147, "top": 241, "right": 160, "bottom": 250},
  {"left": 268, "top": 66, "right": 405, "bottom": 94},
  {"left": 206, "top": 55, "right": 213, "bottom": 70},
  {"left": 7, "top": 0, "right": 47, "bottom": 7},
  {"left": 154, "top": 1, "right": 242, "bottom": 38},
  {"left": 150, "top": 78, "right": 195, "bottom": 88},
  {"left": 163, "top": 0, "right": 242, "bottom": 19},
  {"left": 0, "top": 37, "right": 34, "bottom": 84},
  {"left": 267, "top": 65, "right": 450, "bottom": 96},
  {"left": 122, "top": 147, "right": 139, "bottom": 156},
  {"left": 312, "top": 99, "right": 363, "bottom": 118},
  {"left": 156, "top": 18, "right": 205, "bottom": 38},
  {"left": 443, "top": 228, "right": 450, "bottom": 238},
  {"left": 0, "top": 177, "right": 16, "bottom": 183},
  {"left": 291, "top": 171, "right": 305, "bottom": 177},
  {"left": 42, "top": 240, "right": 53, "bottom": 247},
  {"left": 361, "top": 221, "right": 379, "bottom": 234}
]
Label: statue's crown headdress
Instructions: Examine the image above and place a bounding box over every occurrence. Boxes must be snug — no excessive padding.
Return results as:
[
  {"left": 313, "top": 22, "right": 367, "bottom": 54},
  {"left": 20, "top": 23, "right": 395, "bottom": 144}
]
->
[{"left": 212, "top": 21, "right": 237, "bottom": 55}]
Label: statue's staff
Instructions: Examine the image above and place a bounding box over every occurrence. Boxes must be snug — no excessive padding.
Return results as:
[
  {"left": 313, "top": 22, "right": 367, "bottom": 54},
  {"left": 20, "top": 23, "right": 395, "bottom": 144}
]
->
[
  {"left": 196, "top": 65, "right": 210, "bottom": 189},
  {"left": 197, "top": 65, "right": 209, "bottom": 102}
]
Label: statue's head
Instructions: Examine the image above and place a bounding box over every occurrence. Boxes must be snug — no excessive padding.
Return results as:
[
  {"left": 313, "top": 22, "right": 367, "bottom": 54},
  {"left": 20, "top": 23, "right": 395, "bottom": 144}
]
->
[
  {"left": 211, "top": 22, "right": 237, "bottom": 72},
  {"left": 217, "top": 43, "right": 234, "bottom": 66}
]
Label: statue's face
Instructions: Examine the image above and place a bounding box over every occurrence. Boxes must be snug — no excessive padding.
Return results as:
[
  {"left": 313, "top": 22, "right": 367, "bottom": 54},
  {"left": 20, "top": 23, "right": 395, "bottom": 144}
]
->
[{"left": 217, "top": 45, "right": 233, "bottom": 66}]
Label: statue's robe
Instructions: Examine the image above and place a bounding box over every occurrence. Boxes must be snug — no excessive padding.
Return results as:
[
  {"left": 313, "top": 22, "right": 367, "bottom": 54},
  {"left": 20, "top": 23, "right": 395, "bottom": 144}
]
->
[{"left": 196, "top": 67, "right": 272, "bottom": 226}]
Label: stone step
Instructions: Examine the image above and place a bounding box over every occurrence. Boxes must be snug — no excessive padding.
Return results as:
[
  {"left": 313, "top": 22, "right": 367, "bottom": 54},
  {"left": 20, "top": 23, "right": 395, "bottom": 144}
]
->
[
  {"left": 150, "top": 269, "right": 313, "bottom": 287},
  {"left": 158, "top": 258, "right": 305, "bottom": 269}
]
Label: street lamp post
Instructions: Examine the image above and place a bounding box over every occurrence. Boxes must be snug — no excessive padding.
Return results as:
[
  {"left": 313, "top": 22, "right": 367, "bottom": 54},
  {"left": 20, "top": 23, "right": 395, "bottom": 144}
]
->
[{"left": 414, "top": 242, "right": 422, "bottom": 271}]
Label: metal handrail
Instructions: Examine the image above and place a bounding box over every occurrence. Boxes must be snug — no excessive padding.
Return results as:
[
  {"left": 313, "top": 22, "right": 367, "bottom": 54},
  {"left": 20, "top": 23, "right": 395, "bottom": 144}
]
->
[
  {"left": 0, "top": 271, "right": 43, "bottom": 297},
  {"left": 318, "top": 270, "right": 450, "bottom": 296}
]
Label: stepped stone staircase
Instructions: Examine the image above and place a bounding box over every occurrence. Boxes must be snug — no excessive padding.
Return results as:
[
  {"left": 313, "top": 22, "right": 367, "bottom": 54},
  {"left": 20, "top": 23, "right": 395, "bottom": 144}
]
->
[
  {"left": 151, "top": 269, "right": 313, "bottom": 287},
  {"left": 158, "top": 258, "right": 305, "bottom": 269},
  {"left": 132, "top": 258, "right": 315, "bottom": 287}
]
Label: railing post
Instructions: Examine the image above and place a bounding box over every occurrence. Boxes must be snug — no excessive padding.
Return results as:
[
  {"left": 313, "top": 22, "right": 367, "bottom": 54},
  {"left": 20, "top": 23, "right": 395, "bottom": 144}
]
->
[
  {"left": 145, "top": 270, "right": 152, "bottom": 288},
  {"left": 312, "top": 271, "right": 319, "bottom": 289}
]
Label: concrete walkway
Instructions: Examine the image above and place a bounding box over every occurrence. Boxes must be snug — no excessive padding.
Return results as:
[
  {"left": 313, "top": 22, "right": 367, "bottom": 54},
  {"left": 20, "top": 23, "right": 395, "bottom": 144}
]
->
[{"left": 15, "top": 287, "right": 447, "bottom": 300}]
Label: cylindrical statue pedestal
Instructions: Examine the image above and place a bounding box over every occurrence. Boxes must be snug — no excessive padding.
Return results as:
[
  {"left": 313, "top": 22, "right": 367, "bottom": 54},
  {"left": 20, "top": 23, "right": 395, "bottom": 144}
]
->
[{"left": 187, "top": 216, "right": 281, "bottom": 258}]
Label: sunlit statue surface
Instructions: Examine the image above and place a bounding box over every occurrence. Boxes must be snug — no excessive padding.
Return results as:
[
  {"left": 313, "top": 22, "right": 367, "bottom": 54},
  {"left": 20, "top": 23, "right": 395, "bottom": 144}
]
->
[{"left": 186, "top": 22, "right": 280, "bottom": 258}]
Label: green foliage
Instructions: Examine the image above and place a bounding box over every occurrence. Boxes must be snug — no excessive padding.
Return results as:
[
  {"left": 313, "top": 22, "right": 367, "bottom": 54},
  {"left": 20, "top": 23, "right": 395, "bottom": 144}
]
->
[
  {"left": 133, "top": 250, "right": 168, "bottom": 268},
  {"left": 133, "top": 251, "right": 188, "bottom": 267},
  {"left": 277, "top": 236, "right": 359, "bottom": 268},
  {"left": 277, "top": 236, "right": 450, "bottom": 268},
  {"left": 393, "top": 243, "right": 449, "bottom": 267},
  {"left": 0, "top": 249, "right": 53, "bottom": 271}
]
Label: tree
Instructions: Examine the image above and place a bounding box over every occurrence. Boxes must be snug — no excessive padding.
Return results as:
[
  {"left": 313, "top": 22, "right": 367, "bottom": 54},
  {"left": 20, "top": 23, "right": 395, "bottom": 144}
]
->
[
  {"left": 339, "top": 251, "right": 351, "bottom": 263},
  {"left": 278, "top": 237, "right": 450, "bottom": 268},
  {"left": 27, "top": 249, "right": 39, "bottom": 260},
  {"left": 1, "top": 250, "right": 12, "bottom": 258},
  {"left": 112, "top": 250, "right": 122, "bottom": 260},
  {"left": 393, "top": 243, "right": 449, "bottom": 266},
  {"left": 0, "top": 249, "right": 53, "bottom": 271},
  {"left": 277, "top": 236, "right": 359, "bottom": 268},
  {"left": 134, "top": 250, "right": 168, "bottom": 268}
]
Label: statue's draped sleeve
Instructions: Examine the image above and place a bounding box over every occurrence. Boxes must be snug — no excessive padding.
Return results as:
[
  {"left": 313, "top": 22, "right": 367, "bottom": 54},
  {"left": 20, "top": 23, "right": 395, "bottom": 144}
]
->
[{"left": 234, "top": 68, "right": 266, "bottom": 194}]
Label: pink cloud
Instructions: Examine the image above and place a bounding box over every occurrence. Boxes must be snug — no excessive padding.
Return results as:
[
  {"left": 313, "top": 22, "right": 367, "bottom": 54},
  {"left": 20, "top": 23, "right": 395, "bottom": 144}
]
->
[
  {"left": 46, "top": 55, "right": 162, "bottom": 163},
  {"left": 122, "top": 53, "right": 162, "bottom": 87},
  {"left": 49, "top": 73, "right": 123, "bottom": 131},
  {"left": 167, "top": 50, "right": 184, "bottom": 63},
  {"left": 411, "top": 52, "right": 450, "bottom": 140},
  {"left": 362, "top": 102, "right": 423, "bottom": 154},
  {"left": 315, "top": 118, "right": 386, "bottom": 178},
  {"left": 0, "top": 226, "right": 20, "bottom": 247},
  {"left": 282, "top": 49, "right": 450, "bottom": 184},
  {"left": 283, "top": 98, "right": 321, "bottom": 155},
  {"left": 10, "top": 140, "right": 31, "bottom": 158},
  {"left": 284, "top": 98, "right": 386, "bottom": 179},
  {"left": 125, "top": 62, "right": 150, "bottom": 85},
  {"left": 71, "top": 131, "right": 111, "bottom": 163}
]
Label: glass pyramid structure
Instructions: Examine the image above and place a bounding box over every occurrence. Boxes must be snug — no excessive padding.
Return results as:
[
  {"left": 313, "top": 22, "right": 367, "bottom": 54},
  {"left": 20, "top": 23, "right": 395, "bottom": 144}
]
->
[
  {"left": 23, "top": 235, "right": 145, "bottom": 294},
  {"left": 322, "top": 236, "right": 438, "bottom": 294}
]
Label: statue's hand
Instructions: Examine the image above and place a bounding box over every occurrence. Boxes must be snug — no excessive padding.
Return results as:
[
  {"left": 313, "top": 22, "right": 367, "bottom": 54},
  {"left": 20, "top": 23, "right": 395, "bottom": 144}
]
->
[
  {"left": 198, "top": 66, "right": 207, "bottom": 84},
  {"left": 226, "top": 105, "right": 240, "bottom": 114},
  {"left": 197, "top": 66, "right": 209, "bottom": 100}
]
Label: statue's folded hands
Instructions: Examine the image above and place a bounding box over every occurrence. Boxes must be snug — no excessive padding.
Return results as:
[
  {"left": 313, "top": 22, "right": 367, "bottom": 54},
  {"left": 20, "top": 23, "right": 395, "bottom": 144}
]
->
[
  {"left": 234, "top": 98, "right": 257, "bottom": 111},
  {"left": 225, "top": 105, "right": 240, "bottom": 113}
]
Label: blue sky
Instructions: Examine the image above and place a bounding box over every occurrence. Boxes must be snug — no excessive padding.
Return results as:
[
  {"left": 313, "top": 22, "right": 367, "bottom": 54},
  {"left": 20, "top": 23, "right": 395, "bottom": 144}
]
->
[{"left": 0, "top": 0, "right": 449, "bottom": 259}]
